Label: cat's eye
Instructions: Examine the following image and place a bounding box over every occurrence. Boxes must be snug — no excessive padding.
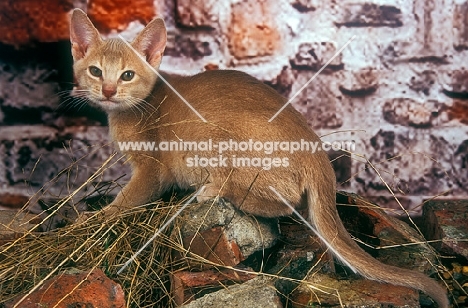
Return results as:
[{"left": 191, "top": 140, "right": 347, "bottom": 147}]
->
[
  {"left": 89, "top": 66, "right": 102, "bottom": 77},
  {"left": 121, "top": 70, "right": 135, "bottom": 81}
]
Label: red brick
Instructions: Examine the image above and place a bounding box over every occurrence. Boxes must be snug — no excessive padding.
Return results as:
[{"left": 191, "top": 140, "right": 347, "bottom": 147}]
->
[
  {"left": 88, "top": 0, "right": 155, "bottom": 33},
  {"left": 5, "top": 268, "right": 125, "bottom": 308},
  {"left": 179, "top": 226, "right": 244, "bottom": 267},
  {"left": 0, "top": 0, "right": 73, "bottom": 46},
  {"left": 228, "top": 0, "right": 281, "bottom": 60}
]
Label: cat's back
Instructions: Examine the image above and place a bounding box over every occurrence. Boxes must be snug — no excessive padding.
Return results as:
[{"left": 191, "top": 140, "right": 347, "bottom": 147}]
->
[
  {"left": 159, "top": 69, "right": 297, "bottom": 122},
  {"left": 154, "top": 69, "right": 316, "bottom": 143}
]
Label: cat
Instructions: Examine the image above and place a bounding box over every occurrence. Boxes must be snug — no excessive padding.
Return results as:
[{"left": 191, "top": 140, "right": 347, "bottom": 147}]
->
[{"left": 70, "top": 8, "right": 448, "bottom": 307}]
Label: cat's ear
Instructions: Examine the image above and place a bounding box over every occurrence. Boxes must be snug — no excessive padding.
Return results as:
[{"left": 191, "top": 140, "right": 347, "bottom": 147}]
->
[
  {"left": 132, "top": 18, "right": 167, "bottom": 68},
  {"left": 70, "top": 9, "right": 102, "bottom": 60}
]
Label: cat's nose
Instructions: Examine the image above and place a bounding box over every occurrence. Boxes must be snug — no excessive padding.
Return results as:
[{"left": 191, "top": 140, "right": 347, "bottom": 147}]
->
[{"left": 102, "top": 86, "right": 117, "bottom": 99}]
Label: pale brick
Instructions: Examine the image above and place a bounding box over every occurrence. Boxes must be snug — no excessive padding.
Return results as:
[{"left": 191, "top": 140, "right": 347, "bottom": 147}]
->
[
  {"left": 412, "top": 0, "right": 453, "bottom": 58},
  {"left": 290, "top": 74, "right": 343, "bottom": 130},
  {"left": 382, "top": 98, "right": 446, "bottom": 128},
  {"left": 290, "top": 42, "right": 343, "bottom": 71}
]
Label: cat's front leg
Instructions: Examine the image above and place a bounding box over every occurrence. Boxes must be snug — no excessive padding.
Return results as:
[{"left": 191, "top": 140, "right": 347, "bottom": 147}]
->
[{"left": 77, "top": 167, "right": 163, "bottom": 222}]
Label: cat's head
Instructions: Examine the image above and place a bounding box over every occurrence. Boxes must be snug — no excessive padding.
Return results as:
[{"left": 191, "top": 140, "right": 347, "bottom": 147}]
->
[{"left": 69, "top": 9, "right": 166, "bottom": 112}]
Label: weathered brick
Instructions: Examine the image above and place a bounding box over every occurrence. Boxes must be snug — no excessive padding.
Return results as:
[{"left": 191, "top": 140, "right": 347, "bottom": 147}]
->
[
  {"left": 382, "top": 98, "right": 445, "bottom": 128},
  {"left": 356, "top": 129, "right": 456, "bottom": 209},
  {"left": 423, "top": 200, "right": 468, "bottom": 259},
  {"left": 454, "top": 2, "right": 468, "bottom": 50},
  {"left": 165, "top": 34, "right": 212, "bottom": 60},
  {"left": 290, "top": 42, "right": 343, "bottom": 71},
  {"left": 177, "top": 226, "right": 244, "bottom": 267},
  {"left": 0, "top": 193, "right": 29, "bottom": 210},
  {"left": 290, "top": 0, "right": 318, "bottom": 12},
  {"left": 0, "top": 125, "right": 130, "bottom": 204},
  {"left": 0, "top": 0, "right": 74, "bottom": 46},
  {"left": 171, "top": 268, "right": 256, "bottom": 305},
  {"left": 412, "top": 0, "right": 452, "bottom": 58},
  {"left": 5, "top": 268, "right": 125, "bottom": 308},
  {"left": 0, "top": 210, "right": 41, "bottom": 245},
  {"left": 228, "top": 0, "right": 282, "bottom": 60},
  {"left": 176, "top": 0, "right": 219, "bottom": 28},
  {"left": 441, "top": 70, "right": 468, "bottom": 95},
  {"left": 291, "top": 277, "right": 419, "bottom": 307},
  {"left": 290, "top": 74, "right": 343, "bottom": 130},
  {"left": 338, "top": 69, "right": 378, "bottom": 95},
  {"left": 88, "top": 0, "right": 155, "bottom": 33},
  {"left": 336, "top": 3, "right": 403, "bottom": 28},
  {"left": 447, "top": 100, "right": 468, "bottom": 125}
]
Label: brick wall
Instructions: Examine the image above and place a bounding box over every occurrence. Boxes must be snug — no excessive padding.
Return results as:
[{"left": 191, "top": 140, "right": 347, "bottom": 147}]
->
[{"left": 0, "top": 0, "right": 467, "bottom": 214}]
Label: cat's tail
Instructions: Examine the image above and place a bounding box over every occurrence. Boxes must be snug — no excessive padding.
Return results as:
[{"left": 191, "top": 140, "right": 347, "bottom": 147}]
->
[{"left": 306, "top": 176, "right": 449, "bottom": 308}]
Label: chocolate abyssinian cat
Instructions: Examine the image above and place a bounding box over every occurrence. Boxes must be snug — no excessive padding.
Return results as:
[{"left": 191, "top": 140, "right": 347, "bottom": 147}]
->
[{"left": 70, "top": 9, "right": 448, "bottom": 307}]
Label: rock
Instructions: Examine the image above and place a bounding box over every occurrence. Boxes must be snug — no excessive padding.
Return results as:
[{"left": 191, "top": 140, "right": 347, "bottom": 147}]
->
[
  {"left": 422, "top": 200, "right": 468, "bottom": 260},
  {"left": 0, "top": 210, "right": 41, "bottom": 245},
  {"left": 180, "top": 199, "right": 279, "bottom": 259},
  {"left": 5, "top": 268, "right": 125, "bottom": 308},
  {"left": 179, "top": 276, "right": 282, "bottom": 308}
]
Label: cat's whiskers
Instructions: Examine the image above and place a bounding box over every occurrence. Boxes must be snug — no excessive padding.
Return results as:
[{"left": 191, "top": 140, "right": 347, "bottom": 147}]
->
[{"left": 56, "top": 90, "right": 92, "bottom": 112}]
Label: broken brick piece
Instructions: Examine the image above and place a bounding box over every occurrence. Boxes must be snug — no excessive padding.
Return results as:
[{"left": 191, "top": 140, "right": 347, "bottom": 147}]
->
[
  {"left": 178, "top": 226, "right": 244, "bottom": 267},
  {"left": 423, "top": 199, "right": 468, "bottom": 260},
  {"left": 5, "top": 268, "right": 125, "bottom": 308},
  {"left": 171, "top": 268, "right": 256, "bottom": 305}
]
